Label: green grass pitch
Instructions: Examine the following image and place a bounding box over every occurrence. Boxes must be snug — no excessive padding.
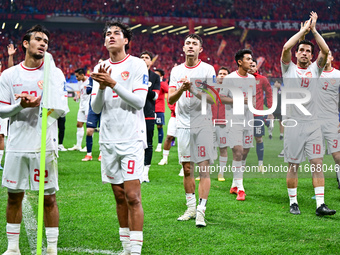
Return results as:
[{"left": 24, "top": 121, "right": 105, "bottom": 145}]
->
[{"left": 0, "top": 98, "right": 340, "bottom": 254}]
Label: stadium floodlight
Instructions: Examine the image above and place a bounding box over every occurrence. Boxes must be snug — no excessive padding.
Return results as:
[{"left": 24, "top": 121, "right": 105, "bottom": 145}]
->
[
  {"left": 206, "top": 26, "right": 235, "bottom": 35},
  {"left": 15, "top": 23, "right": 19, "bottom": 29},
  {"left": 151, "top": 25, "right": 159, "bottom": 29},
  {"left": 168, "top": 26, "right": 187, "bottom": 34},
  {"left": 2, "top": 23, "right": 5, "bottom": 29},
  {"left": 194, "top": 26, "right": 202, "bottom": 30},
  {"left": 154, "top": 25, "right": 174, "bottom": 33},
  {"left": 203, "top": 26, "right": 218, "bottom": 32},
  {"left": 130, "top": 24, "right": 142, "bottom": 30},
  {"left": 321, "top": 32, "right": 336, "bottom": 37},
  {"left": 142, "top": 29, "right": 147, "bottom": 33},
  {"left": 179, "top": 29, "right": 190, "bottom": 34}
]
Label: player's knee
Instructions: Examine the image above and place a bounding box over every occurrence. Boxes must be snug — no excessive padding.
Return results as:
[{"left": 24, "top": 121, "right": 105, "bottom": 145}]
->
[
  {"left": 44, "top": 194, "right": 57, "bottom": 209},
  {"left": 125, "top": 191, "right": 141, "bottom": 207},
  {"left": 7, "top": 191, "right": 24, "bottom": 207},
  {"left": 183, "top": 164, "right": 191, "bottom": 176},
  {"left": 255, "top": 136, "right": 263, "bottom": 143}
]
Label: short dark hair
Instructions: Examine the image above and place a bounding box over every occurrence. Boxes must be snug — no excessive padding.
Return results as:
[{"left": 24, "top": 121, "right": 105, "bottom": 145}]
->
[
  {"left": 218, "top": 66, "right": 230, "bottom": 74},
  {"left": 75, "top": 68, "right": 85, "bottom": 75},
  {"left": 103, "top": 21, "right": 132, "bottom": 51},
  {"left": 22, "top": 24, "right": 50, "bottom": 54},
  {"left": 140, "top": 50, "right": 153, "bottom": 60},
  {"left": 296, "top": 39, "right": 315, "bottom": 55},
  {"left": 235, "top": 49, "right": 253, "bottom": 66},
  {"left": 252, "top": 59, "right": 257, "bottom": 64},
  {"left": 155, "top": 68, "right": 165, "bottom": 77},
  {"left": 184, "top": 34, "right": 203, "bottom": 46}
]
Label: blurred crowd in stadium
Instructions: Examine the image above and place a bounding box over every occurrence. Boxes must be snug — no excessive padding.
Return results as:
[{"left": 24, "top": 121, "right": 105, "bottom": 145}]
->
[
  {"left": 1, "top": 30, "right": 339, "bottom": 81},
  {"left": 1, "top": 0, "right": 339, "bottom": 22}
]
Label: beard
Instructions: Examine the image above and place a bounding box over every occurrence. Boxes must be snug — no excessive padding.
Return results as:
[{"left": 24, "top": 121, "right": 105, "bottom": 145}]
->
[{"left": 33, "top": 53, "right": 44, "bottom": 60}]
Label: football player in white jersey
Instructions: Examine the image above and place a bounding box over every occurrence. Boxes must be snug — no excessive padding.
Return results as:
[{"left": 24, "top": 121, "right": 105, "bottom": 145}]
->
[
  {"left": 219, "top": 49, "right": 256, "bottom": 201},
  {"left": 281, "top": 12, "right": 335, "bottom": 216},
  {"left": 68, "top": 68, "right": 89, "bottom": 151},
  {"left": 168, "top": 34, "right": 216, "bottom": 227},
  {"left": 318, "top": 51, "right": 340, "bottom": 188},
  {"left": 91, "top": 21, "right": 148, "bottom": 255},
  {"left": 0, "top": 24, "right": 67, "bottom": 255}
]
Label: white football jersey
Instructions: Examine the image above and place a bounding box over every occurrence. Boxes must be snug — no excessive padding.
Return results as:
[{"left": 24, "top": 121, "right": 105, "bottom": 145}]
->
[
  {"left": 78, "top": 77, "right": 90, "bottom": 111},
  {"left": 220, "top": 71, "right": 256, "bottom": 128},
  {"left": 91, "top": 55, "right": 148, "bottom": 145},
  {"left": 169, "top": 60, "right": 216, "bottom": 129},
  {"left": 317, "top": 68, "right": 340, "bottom": 120},
  {"left": 0, "top": 62, "right": 65, "bottom": 152},
  {"left": 281, "top": 60, "right": 324, "bottom": 122}
]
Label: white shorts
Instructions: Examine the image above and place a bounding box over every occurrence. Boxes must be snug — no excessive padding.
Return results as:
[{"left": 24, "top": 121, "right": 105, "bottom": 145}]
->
[
  {"left": 214, "top": 125, "right": 229, "bottom": 148},
  {"left": 167, "top": 117, "right": 177, "bottom": 137},
  {"left": 227, "top": 126, "right": 254, "bottom": 149},
  {"left": 0, "top": 118, "right": 9, "bottom": 136},
  {"left": 177, "top": 126, "right": 216, "bottom": 164},
  {"left": 284, "top": 120, "right": 323, "bottom": 164},
  {"left": 320, "top": 118, "right": 340, "bottom": 154},
  {"left": 77, "top": 109, "right": 88, "bottom": 123},
  {"left": 100, "top": 140, "right": 144, "bottom": 185},
  {"left": 2, "top": 151, "right": 59, "bottom": 191}
]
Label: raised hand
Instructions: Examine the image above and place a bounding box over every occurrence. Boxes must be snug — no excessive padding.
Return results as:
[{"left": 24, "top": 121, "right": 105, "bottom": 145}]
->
[
  {"left": 7, "top": 44, "right": 17, "bottom": 56},
  {"left": 91, "top": 64, "right": 116, "bottom": 90},
  {"left": 310, "top": 11, "right": 318, "bottom": 32}
]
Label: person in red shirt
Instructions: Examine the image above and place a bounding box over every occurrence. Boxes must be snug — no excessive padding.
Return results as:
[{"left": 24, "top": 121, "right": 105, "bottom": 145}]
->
[
  {"left": 154, "top": 68, "right": 169, "bottom": 152},
  {"left": 248, "top": 59, "right": 273, "bottom": 170}
]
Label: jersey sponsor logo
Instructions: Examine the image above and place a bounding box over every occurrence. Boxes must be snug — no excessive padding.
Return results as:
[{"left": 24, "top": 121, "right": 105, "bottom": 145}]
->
[
  {"left": 121, "top": 71, "right": 130, "bottom": 81},
  {"left": 37, "top": 80, "right": 43, "bottom": 89},
  {"left": 143, "top": 74, "right": 149, "bottom": 85},
  {"left": 13, "top": 84, "right": 23, "bottom": 87}
]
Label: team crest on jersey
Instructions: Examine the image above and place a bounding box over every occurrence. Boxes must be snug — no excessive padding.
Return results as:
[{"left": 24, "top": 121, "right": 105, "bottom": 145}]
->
[
  {"left": 195, "top": 79, "right": 202, "bottom": 87},
  {"left": 331, "top": 79, "right": 336, "bottom": 85},
  {"left": 305, "top": 72, "right": 312, "bottom": 78},
  {"left": 121, "top": 71, "right": 130, "bottom": 81},
  {"left": 37, "top": 80, "right": 43, "bottom": 89}
]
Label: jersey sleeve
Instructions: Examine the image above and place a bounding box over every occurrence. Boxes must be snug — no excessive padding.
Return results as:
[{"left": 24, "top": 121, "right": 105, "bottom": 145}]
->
[
  {"left": 0, "top": 69, "right": 13, "bottom": 106},
  {"left": 132, "top": 60, "right": 149, "bottom": 93},
  {"left": 169, "top": 68, "right": 178, "bottom": 89},
  {"left": 311, "top": 61, "right": 324, "bottom": 78},
  {"left": 281, "top": 60, "right": 293, "bottom": 76}
]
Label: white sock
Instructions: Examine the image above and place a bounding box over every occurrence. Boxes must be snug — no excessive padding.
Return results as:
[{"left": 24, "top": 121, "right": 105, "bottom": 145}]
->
[
  {"left": 280, "top": 133, "right": 283, "bottom": 136},
  {"left": 119, "top": 227, "right": 131, "bottom": 253},
  {"left": 87, "top": 152, "right": 92, "bottom": 156},
  {"left": 197, "top": 198, "right": 207, "bottom": 213},
  {"left": 46, "top": 227, "right": 59, "bottom": 249},
  {"left": 258, "top": 160, "right": 263, "bottom": 166},
  {"left": 76, "top": 127, "right": 84, "bottom": 147},
  {"left": 186, "top": 193, "right": 196, "bottom": 209},
  {"left": 157, "top": 143, "right": 162, "bottom": 147},
  {"left": 143, "top": 165, "right": 150, "bottom": 177},
  {"left": 242, "top": 160, "right": 246, "bottom": 167},
  {"left": 288, "top": 188, "right": 298, "bottom": 205},
  {"left": 162, "top": 149, "right": 169, "bottom": 161},
  {"left": 6, "top": 223, "right": 20, "bottom": 251},
  {"left": 219, "top": 156, "right": 228, "bottom": 175},
  {"left": 232, "top": 160, "right": 244, "bottom": 190},
  {"left": 130, "top": 231, "right": 143, "bottom": 255},
  {"left": 234, "top": 179, "right": 244, "bottom": 191},
  {"left": 0, "top": 149, "right": 4, "bottom": 163},
  {"left": 314, "top": 186, "right": 324, "bottom": 208}
]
